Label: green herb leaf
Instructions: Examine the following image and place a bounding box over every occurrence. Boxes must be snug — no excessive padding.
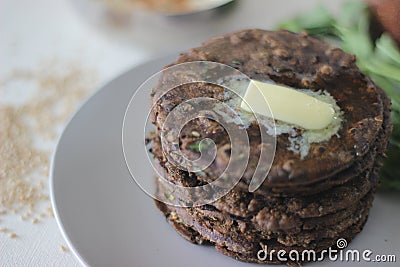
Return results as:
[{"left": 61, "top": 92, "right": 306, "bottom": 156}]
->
[
  {"left": 188, "top": 141, "right": 201, "bottom": 152},
  {"left": 279, "top": 0, "right": 400, "bottom": 190},
  {"left": 375, "top": 34, "right": 400, "bottom": 66},
  {"left": 335, "top": 1, "right": 367, "bottom": 30},
  {"left": 278, "top": 5, "right": 335, "bottom": 35},
  {"left": 335, "top": 26, "right": 373, "bottom": 59},
  {"left": 363, "top": 59, "right": 400, "bottom": 83}
]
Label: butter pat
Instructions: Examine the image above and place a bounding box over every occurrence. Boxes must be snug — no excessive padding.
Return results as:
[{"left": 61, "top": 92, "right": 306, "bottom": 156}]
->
[{"left": 240, "top": 80, "right": 335, "bottom": 130}]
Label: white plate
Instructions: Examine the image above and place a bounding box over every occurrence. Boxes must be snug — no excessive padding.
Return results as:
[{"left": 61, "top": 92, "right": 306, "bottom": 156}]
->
[{"left": 51, "top": 55, "right": 400, "bottom": 267}]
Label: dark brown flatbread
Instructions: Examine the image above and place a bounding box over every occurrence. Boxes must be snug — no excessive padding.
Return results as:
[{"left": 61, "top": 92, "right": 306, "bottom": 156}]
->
[
  {"left": 150, "top": 29, "right": 386, "bottom": 186},
  {"left": 155, "top": 190, "right": 373, "bottom": 265},
  {"left": 149, "top": 29, "right": 392, "bottom": 265},
  {"left": 152, "top": 143, "right": 379, "bottom": 218}
]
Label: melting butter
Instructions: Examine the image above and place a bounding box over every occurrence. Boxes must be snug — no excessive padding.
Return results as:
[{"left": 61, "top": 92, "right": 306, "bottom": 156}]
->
[
  {"left": 240, "top": 80, "right": 335, "bottom": 130},
  {"left": 210, "top": 77, "right": 342, "bottom": 159}
]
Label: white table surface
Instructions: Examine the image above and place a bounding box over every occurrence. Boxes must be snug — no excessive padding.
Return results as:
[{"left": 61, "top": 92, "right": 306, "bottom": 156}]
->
[{"left": 0, "top": 0, "right": 345, "bottom": 266}]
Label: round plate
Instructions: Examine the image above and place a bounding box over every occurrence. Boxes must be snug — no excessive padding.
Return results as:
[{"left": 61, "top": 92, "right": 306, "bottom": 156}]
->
[
  {"left": 50, "top": 55, "right": 400, "bottom": 266},
  {"left": 147, "top": 0, "right": 235, "bottom": 16}
]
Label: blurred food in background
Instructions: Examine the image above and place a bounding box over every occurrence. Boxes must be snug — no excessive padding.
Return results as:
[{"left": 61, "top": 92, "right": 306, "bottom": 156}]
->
[
  {"left": 367, "top": 0, "right": 400, "bottom": 46},
  {"left": 100, "top": 0, "right": 234, "bottom": 15},
  {"left": 70, "top": 0, "right": 237, "bottom": 53},
  {"left": 279, "top": 0, "right": 400, "bottom": 190}
]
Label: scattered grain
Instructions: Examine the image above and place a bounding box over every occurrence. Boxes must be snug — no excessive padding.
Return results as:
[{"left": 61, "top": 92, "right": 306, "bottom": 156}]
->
[
  {"left": 38, "top": 181, "right": 44, "bottom": 190},
  {"left": 47, "top": 206, "right": 54, "bottom": 217},
  {"left": 0, "top": 60, "right": 97, "bottom": 230},
  {"left": 61, "top": 245, "right": 69, "bottom": 252},
  {"left": 9, "top": 233, "right": 17, "bottom": 239}
]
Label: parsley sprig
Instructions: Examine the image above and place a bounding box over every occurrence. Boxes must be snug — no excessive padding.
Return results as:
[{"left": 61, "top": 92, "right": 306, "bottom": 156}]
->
[{"left": 279, "top": 1, "right": 400, "bottom": 190}]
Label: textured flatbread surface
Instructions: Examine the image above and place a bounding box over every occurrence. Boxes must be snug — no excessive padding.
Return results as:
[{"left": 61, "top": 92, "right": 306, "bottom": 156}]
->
[
  {"left": 149, "top": 29, "right": 392, "bottom": 265},
  {"left": 150, "top": 29, "right": 388, "bottom": 186},
  {"left": 155, "top": 187, "right": 374, "bottom": 265}
]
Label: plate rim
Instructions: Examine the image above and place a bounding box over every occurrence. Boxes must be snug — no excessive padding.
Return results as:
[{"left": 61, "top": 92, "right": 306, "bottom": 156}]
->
[{"left": 49, "top": 54, "right": 177, "bottom": 267}]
